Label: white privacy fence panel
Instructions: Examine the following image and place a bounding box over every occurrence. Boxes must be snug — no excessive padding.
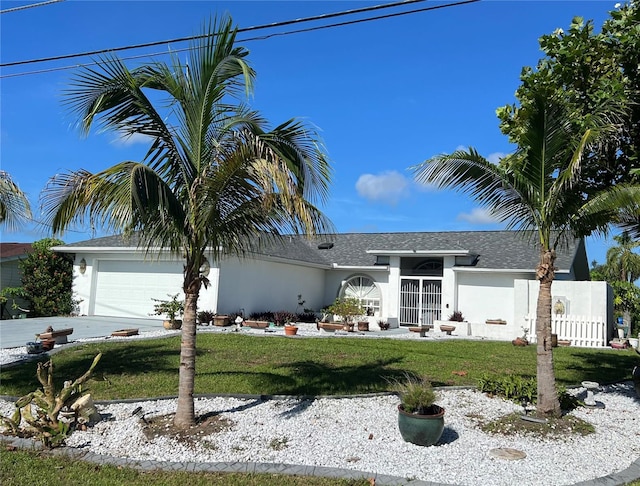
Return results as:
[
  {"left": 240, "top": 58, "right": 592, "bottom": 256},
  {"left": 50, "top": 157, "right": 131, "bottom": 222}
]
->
[{"left": 525, "top": 314, "right": 606, "bottom": 348}]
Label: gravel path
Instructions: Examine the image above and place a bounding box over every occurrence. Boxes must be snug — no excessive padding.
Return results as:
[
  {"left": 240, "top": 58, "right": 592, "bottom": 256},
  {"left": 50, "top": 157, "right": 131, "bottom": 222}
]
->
[{"left": 1, "top": 327, "right": 639, "bottom": 485}]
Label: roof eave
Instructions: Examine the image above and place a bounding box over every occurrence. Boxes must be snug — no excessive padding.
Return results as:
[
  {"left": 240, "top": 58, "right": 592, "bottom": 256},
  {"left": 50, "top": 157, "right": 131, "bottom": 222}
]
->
[
  {"left": 366, "top": 249, "right": 470, "bottom": 256},
  {"left": 330, "top": 264, "right": 389, "bottom": 271},
  {"left": 452, "top": 267, "right": 570, "bottom": 274}
]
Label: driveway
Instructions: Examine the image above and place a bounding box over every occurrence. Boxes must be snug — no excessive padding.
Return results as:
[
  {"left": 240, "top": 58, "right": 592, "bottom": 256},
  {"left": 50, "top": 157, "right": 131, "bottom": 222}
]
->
[{"left": 0, "top": 316, "right": 165, "bottom": 349}]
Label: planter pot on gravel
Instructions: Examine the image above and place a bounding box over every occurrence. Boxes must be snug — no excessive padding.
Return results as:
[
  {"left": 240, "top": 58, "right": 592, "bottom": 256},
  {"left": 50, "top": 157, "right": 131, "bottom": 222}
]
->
[
  {"left": 284, "top": 325, "right": 298, "bottom": 336},
  {"left": 397, "top": 404, "right": 445, "bottom": 446}
]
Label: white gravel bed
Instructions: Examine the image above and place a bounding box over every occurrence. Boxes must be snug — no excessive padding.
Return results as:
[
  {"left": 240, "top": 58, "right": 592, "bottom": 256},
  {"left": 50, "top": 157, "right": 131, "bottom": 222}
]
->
[{"left": 1, "top": 384, "right": 638, "bottom": 485}]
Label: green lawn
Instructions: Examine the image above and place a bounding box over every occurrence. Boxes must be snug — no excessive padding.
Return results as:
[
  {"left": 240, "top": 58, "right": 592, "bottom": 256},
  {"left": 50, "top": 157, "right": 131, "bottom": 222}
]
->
[
  {"left": 0, "top": 448, "right": 369, "bottom": 486},
  {"left": 1, "top": 334, "right": 637, "bottom": 399}
]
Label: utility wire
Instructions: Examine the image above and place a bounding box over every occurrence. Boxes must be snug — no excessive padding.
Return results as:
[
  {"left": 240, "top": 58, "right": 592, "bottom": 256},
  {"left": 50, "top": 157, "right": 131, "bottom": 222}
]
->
[
  {"left": 1, "top": 0, "right": 479, "bottom": 79},
  {"left": 0, "top": 0, "right": 64, "bottom": 15},
  {"left": 1, "top": 0, "right": 428, "bottom": 68}
]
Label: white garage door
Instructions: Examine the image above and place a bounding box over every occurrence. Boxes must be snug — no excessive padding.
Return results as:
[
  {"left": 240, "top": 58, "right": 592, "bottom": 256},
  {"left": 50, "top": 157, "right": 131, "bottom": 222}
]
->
[{"left": 94, "top": 260, "right": 184, "bottom": 317}]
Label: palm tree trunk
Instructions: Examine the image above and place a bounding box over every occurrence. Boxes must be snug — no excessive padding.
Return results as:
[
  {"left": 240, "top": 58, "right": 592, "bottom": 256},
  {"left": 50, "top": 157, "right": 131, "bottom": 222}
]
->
[
  {"left": 535, "top": 249, "right": 561, "bottom": 417},
  {"left": 623, "top": 309, "right": 632, "bottom": 338},
  {"left": 174, "top": 276, "right": 200, "bottom": 429}
]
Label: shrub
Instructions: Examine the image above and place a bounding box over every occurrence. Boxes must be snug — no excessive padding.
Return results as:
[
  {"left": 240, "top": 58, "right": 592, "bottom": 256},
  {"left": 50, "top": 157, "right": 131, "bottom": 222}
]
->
[
  {"left": 448, "top": 310, "right": 465, "bottom": 322},
  {"left": 249, "top": 311, "right": 274, "bottom": 322},
  {"left": 197, "top": 309, "right": 215, "bottom": 324},
  {"left": 273, "top": 310, "right": 297, "bottom": 325},
  {"left": 150, "top": 294, "right": 184, "bottom": 321},
  {"left": 477, "top": 375, "right": 578, "bottom": 411},
  {"left": 325, "top": 297, "right": 365, "bottom": 323},
  {"left": 296, "top": 311, "right": 318, "bottom": 323},
  {"left": 17, "top": 238, "right": 75, "bottom": 317}
]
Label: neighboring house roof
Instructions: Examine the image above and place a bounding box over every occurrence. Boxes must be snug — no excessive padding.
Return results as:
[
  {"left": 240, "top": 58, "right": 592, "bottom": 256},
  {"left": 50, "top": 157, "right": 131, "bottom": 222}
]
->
[
  {"left": 56, "top": 231, "right": 586, "bottom": 276},
  {"left": 0, "top": 243, "right": 33, "bottom": 262}
]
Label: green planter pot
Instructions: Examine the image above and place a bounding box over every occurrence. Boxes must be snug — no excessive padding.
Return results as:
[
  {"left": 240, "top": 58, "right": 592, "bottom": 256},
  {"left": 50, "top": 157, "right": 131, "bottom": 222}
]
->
[{"left": 397, "top": 404, "right": 445, "bottom": 446}]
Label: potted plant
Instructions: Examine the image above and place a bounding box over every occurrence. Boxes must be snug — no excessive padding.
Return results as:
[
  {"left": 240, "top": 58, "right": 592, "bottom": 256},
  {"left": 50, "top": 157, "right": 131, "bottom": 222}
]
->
[
  {"left": 512, "top": 327, "right": 529, "bottom": 346},
  {"left": 378, "top": 320, "right": 390, "bottom": 330},
  {"left": 26, "top": 340, "right": 43, "bottom": 354},
  {"left": 197, "top": 309, "right": 214, "bottom": 326},
  {"left": 440, "top": 310, "right": 463, "bottom": 335},
  {"left": 357, "top": 307, "right": 375, "bottom": 331},
  {"left": 394, "top": 374, "right": 445, "bottom": 447},
  {"left": 213, "top": 313, "right": 231, "bottom": 326},
  {"left": 151, "top": 294, "right": 184, "bottom": 330},
  {"left": 326, "top": 297, "right": 364, "bottom": 332},
  {"left": 284, "top": 323, "right": 299, "bottom": 335}
]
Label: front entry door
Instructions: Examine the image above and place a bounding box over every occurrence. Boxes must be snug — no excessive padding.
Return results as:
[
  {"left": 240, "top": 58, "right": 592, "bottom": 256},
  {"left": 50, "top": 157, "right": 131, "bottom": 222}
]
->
[{"left": 399, "top": 278, "right": 441, "bottom": 326}]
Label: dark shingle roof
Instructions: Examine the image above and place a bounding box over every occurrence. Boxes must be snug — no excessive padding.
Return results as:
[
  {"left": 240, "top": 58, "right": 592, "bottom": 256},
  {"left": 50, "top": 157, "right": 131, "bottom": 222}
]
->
[
  {"left": 59, "top": 231, "right": 581, "bottom": 272},
  {"left": 0, "top": 243, "right": 33, "bottom": 260},
  {"left": 292, "top": 231, "right": 578, "bottom": 271}
]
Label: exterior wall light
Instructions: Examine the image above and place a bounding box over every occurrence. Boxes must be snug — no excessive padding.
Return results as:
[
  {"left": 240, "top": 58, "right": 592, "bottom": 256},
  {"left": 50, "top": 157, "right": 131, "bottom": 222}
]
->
[
  {"left": 79, "top": 258, "right": 87, "bottom": 275},
  {"left": 554, "top": 298, "right": 565, "bottom": 315},
  {"left": 199, "top": 258, "right": 210, "bottom": 277}
]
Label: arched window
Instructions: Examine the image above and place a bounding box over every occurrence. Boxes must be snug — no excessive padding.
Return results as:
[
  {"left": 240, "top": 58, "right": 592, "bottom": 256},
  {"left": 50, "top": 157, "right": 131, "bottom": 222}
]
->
[{"left": 339, "top": 275, "right": 381, "bottom": 316}]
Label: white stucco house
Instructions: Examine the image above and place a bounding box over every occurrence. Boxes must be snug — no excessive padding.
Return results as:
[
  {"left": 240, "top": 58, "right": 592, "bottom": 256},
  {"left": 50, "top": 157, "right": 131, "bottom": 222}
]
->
[{"left": 55, "top": 230, "right": 613, "bottom": 346}]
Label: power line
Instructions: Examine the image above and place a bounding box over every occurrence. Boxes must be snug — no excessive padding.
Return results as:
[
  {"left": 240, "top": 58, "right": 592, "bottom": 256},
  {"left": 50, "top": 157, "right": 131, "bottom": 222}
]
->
[
  {"left": 243, "top": 0, "right": 479, "bottom": 43},
  {"left": 0, "top": 0, "right": 479, "bottom": 79},
  {"left": 0, "top": 0, "right": 64, "bottom": 15},
  {"left": 1, "top": 0, "right": 428, "bottom": 68}
]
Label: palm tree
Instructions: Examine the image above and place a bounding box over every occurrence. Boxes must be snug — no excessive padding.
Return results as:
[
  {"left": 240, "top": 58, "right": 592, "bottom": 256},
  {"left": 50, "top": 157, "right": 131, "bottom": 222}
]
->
[
  {"left": 41, "top": 17, "right": 333, "bottom": 429},
  {"left": 605, "top": 231, "right": 640, "bottom": 283},
  {"left": 0, "top": 170, "right": 31, "bottom": 230},
  {"left": 412, "top": 94, "right": 640, "bottom": 417},
  {"left": 604, "top": 231, "right": 640, "bottom": 332}
]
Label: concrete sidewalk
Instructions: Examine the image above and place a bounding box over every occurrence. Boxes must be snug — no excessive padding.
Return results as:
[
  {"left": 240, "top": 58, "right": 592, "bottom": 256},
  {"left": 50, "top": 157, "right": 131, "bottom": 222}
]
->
[{"left": 0, "top": 316, "right": 165, "bottom": 349}]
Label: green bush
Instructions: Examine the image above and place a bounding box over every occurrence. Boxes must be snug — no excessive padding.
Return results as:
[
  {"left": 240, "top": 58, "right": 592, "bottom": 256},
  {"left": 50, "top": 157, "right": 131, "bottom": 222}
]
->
[
  {"left": 478, "top": 375, "right": 579, "bottom": 411},
  {"left": 477, "top": 375, "right": 537, "bottom": 403},
  {"left": 18, "top": 238, "right": 75, "bottom": 317}
]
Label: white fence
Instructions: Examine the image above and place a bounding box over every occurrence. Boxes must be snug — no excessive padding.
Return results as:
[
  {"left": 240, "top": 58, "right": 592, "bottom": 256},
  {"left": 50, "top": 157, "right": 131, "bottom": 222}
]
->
[{"left": 524, "top": 314, "right": 607, "bottom": 348}]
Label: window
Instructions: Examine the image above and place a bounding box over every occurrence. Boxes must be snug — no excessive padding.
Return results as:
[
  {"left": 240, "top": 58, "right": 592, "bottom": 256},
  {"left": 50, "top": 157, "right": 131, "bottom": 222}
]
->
[
  {"left": 340, "top": 275, "right": 381, "bottom": 316},
  {"left": 401, "top": 257, "right": 443, "bottom": 276}
]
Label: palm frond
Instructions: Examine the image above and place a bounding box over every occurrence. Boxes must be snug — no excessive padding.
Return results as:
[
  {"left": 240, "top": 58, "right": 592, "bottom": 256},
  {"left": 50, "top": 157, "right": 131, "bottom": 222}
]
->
[
  {"left": 0, "top": 171, "right": 32, "bottom": 231},
  {"left": 41, "top": 163, "right": 185, "bottom": 246},
  {"left": 575, "top": 184, "right": 640, "bottom": 240}
]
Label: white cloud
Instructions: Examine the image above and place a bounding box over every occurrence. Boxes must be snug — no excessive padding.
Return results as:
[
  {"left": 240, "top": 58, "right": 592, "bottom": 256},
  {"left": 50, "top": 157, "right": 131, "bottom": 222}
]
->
[
  {"left": 487, "top": 152, "right": 506, "bottom": 164},
  {"left": 111, "top": 132, "right": 153, "bottom": 147},
  {"left": 457, "top": 207, "right": 500, "bottom": 225},
  {"left": 355, "top": 171, "right": 410, "bottom": 205}
]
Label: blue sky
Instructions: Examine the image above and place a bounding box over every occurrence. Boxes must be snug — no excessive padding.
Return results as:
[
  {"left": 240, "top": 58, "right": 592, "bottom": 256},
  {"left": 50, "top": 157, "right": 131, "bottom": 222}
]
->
[{"left": 0, "top": 0, "right": 622, "bottom": 265}]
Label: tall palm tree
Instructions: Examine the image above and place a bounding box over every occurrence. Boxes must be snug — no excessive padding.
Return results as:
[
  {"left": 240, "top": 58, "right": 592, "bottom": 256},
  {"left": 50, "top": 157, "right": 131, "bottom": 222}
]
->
[
  {"left": 605, "top": 231, "right": 640, "bottom": 283},
  {"left": 605, "top": 231, "right": 640, "bottom": 331},
  {"left": 0, "top": 170, "right": 31, "bottom": 230},
  {"left": 41, "top": 17, "right": 333, "bottom": 429},
  {"left": 412, "top": 95, "right": 640, "bottom": 417}
]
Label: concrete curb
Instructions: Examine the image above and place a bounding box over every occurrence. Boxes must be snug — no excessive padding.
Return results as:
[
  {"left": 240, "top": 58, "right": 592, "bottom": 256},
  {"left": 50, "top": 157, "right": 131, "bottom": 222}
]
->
[{"left": 1, "top": 434, "right": 638, "bottom": 486}]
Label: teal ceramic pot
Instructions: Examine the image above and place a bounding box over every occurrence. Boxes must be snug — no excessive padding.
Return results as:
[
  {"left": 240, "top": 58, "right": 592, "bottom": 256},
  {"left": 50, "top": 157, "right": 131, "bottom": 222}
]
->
[
  {"left": 398, "top": 404, "right": 445, "bottom": 446},
  {"left": 26, "top": 341, "right": 43, "bottom": 354}
]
